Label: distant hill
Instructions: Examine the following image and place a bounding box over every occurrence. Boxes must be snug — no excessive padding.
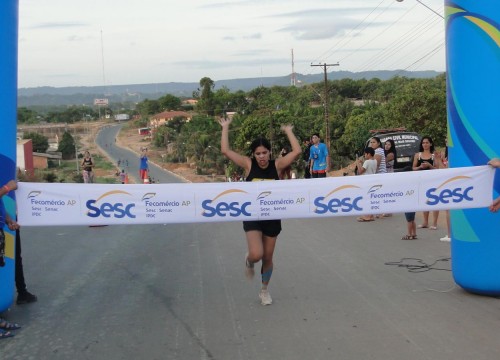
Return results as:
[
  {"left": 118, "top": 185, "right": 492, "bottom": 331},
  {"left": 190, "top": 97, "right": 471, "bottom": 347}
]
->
[{"left": 18, "top": 70, "right": 443, "bottom": 107}]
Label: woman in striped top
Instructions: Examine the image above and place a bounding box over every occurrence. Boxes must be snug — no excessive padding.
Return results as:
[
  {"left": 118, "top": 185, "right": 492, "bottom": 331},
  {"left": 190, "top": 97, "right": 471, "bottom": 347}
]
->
[{"left": 370, "top": 137, "right": 386, "bottom": 174}]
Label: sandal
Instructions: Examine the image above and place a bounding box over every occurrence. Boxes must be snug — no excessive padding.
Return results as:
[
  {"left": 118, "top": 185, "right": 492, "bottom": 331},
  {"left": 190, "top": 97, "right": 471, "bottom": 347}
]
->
[
  {"left": 429, "top": 226, "right": 437, "bottom": 230},
  {"left": 357, "top": 217, "right": 374, "bottom": 222},
  {"left": 417, "top": 224, "right": 428, "bottom": 229},
  {"left": 0, "top": 329, "right": 15, "bottom": 339},
  {"left": 0, "top": 320, "right": 21, "bottom": 331},
  {"left": 401, "top": 235, "right": 417, "bottom": 240}
]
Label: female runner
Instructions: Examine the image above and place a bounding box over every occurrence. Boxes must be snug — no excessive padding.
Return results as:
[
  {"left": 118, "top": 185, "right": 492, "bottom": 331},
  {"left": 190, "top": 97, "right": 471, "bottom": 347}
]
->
[{"left": 219, "top": 117, "right": 301, "bottom": 305}]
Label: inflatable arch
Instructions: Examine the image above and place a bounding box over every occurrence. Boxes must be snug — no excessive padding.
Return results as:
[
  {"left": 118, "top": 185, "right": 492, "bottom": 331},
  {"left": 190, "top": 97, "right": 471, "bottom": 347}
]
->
[
  {"left": 446, "top": 1, "right": 500, "bottom": 294},
  {"left": 1, "top": 1, "right": 499, "bottom": 312},
  {"left": 0, "top": 0, "right": 19, "bottom": 312}
]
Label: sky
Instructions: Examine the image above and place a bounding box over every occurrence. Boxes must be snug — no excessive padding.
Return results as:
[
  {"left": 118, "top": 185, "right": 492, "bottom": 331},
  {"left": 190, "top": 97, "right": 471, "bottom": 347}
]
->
[{"left": 18, "top": 0, "right": 446, "bottom": 88}]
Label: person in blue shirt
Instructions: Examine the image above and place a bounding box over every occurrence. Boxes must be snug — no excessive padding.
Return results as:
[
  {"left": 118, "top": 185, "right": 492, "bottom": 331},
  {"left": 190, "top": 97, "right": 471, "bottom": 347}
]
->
[
  {"left": 0, "top": 181, "right": 37, "bottom": 306},
  {"left": 0, "top": 180, "right": 23, "bottom": 340},
  {"left": 309, "top": 133, "right": 330, "bottom": 178},
  {"left": 139, "top": 147, "right": 149, "bottom": 181}
]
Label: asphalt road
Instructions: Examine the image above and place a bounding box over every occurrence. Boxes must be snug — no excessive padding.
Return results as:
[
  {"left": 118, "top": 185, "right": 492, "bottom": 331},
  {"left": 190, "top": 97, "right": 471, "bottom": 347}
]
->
[
  {"left": 95, "top": 124, "right": 185, "bottom": 184},
  {"left": 1, "top": 126, "right": 499, "bottom": 360}
]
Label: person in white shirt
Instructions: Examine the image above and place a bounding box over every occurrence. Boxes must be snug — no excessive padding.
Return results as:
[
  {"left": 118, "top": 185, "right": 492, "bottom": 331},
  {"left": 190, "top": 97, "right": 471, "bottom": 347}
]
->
[
  {"left": 356, "top": 148, "right": 378, "bottom": 222},
  {"left": 356, "top": 147, "right": 377, "bottom": 175}
]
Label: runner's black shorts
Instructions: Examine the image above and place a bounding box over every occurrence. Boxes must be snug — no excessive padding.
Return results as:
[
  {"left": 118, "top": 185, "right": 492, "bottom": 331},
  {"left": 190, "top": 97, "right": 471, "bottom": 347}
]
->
[{"left": 243, "top": 220, "right": 282, "bottom": 237}]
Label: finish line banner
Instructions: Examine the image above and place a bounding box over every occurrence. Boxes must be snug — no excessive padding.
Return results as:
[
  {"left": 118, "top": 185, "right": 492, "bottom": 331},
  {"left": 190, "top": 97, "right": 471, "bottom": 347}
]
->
[{"left": 16, "top": 166, "right": 494, "bottom": 226}]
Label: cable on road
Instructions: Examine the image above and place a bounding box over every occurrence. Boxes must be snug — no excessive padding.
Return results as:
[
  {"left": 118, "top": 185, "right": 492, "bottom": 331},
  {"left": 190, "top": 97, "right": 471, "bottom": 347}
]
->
[{"left": 384, "top": 257, "right": 451, "bottom": 273}]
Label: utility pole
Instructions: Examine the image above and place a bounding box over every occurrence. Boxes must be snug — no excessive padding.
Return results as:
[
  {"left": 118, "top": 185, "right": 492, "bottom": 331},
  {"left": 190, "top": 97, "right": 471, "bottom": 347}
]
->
[
  {"left": 310, "top": 62, "right": 339, "bottom": 152},
  {"left": 291, "top": 49, "right": 296, "bottom": 86}
]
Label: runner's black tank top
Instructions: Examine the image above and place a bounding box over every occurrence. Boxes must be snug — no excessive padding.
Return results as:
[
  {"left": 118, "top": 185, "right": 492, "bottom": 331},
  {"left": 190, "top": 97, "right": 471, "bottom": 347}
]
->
[
  {"left": 83, "top": 158, "right": 93, "bottom": 172},
  {"left": 246, "top": 158, "right": 279, "bottom": 182}
]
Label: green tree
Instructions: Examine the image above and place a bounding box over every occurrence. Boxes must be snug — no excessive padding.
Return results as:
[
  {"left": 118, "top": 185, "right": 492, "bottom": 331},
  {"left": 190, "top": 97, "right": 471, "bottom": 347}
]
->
[
  {"left": 58, "top": 131, "right": 76, "bottom": 159},
  {"left": 158, "top": 94, "right": 182, "bottom": 111},
  {"left": 166, "top": 116, "right": 186, "bottom": 134},
  {"left": 17, "top": 107, "right": 39, "bottom": 124},
  {"left": 384, "top": 77, "right": 446, "bottom": 142},
  {"left": 23, "top": 132, "right": 49, "bottom": 153},
  {"left": 336, "top": 105, "right": 385, "bottom": 158},
  {"left": 136, "top": 99, "right": 161, "bottom": 116},
  {"left": 153, "top": 124, "right": 175, "bottom": 148},
  {"left": 194, "top": 77, "right": 215, "bottom": 115}
]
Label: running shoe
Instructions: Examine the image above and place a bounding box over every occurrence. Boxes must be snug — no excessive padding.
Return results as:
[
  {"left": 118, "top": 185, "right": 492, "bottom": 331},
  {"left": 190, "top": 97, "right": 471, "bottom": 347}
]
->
[
  {"left": 16, "top": 291, "right": 38, "bottom": 305},
  {"left": 245, "top": 254, "right": 254, "bottom": 280},
  {"left": 440, "top": 235, "right": 451, "bottom": 242},
  {"left": 259, "top": 289, "right": 272, "bottom": 305}
]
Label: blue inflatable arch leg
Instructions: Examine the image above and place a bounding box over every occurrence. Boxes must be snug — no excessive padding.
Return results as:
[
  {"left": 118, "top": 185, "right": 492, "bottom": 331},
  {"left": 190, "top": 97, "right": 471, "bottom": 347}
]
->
[
  {"left": 0, "top": 0, "right": 19, "bottom": 312},
  {"left": 446, "top": 0, "right": 500, "bottom": 295}
]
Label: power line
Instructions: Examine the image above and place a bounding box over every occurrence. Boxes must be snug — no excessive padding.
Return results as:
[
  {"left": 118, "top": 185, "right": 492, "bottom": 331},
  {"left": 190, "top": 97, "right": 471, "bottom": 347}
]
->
[
  {"left": 306, "top": 0, "right": 387, "bottom": 72},
  {"left": 355, "top": 14, "right": 441, "bottom": 72},
  {"left": 325, "top": 0, "right": 395, "bottom": 64},
  {"left": 339, "top": 3, "right": 416, "bottom": 65}
]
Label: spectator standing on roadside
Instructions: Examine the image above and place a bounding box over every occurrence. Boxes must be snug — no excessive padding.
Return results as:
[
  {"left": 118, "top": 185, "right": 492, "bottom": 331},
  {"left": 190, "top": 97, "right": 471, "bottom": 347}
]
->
[
  {"left": 413, "top": 136, "right": 440, "bottom": 230},
  {"left": 369, "top": 137, "right": 387, "bottom": 174},
  {"left": 303, "top": 138, "right": 312, "bottom": 179},
  {"left": 380, "top": 139, "right": 397, "bottom": 218},
  {"left": 440, "top": 143, "right": 451, "bottom": 242},
  {"left": 279, "top": 147, "right": 292, "bottom": 179},
  {"left": 356, "top": 148, "right": 378, "bottom": 222},
  {"left": 356, "top": 147, "right": 377, "bottom": 176},
  {"left": 15, "top": 228, "right": 38, "bottom": 305},
  {"left": 309, "top": 133, "right": 329, "bottom": 178},
  {"left": 384, "top": 139, "right": 397, "bottom": 173},
  {"left": 0, "top": 180, "right": 38, "bottom": 305}
]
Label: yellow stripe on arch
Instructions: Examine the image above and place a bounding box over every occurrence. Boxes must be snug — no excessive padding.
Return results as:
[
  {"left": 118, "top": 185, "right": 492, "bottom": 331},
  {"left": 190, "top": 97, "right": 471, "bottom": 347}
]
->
[
  {"left": 323, "top": 185, "right": 360, "bottom": 199},
  {"left": 211, "top": 189, "right": 248, "bottom": 202},
  {"left": 465, "top": 16, "right": 500, "bottom": 48},
  {"left": 434, "top": 176, "right": 471, "bottom": 190},
  {"left": 95, "top": 190, "right": 133, "bottom": 202}
]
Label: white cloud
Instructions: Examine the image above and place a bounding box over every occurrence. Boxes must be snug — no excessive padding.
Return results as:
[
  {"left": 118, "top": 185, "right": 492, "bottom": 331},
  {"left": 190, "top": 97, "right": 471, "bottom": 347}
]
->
[{"left": 16, "top": 0, "right": 446, "bottom": 88}]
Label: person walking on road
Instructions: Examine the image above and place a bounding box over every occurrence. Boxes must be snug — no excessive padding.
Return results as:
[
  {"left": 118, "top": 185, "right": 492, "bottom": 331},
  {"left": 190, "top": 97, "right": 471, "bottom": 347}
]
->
[
  {"left": 139, "top": 147, "right": 149, "bottom": 181},
  {"left": 81, "top": 151, "right": 94, "bottom": 183},
  {"left": 219, "top": 117, "right": 301, "bottom": 305}
]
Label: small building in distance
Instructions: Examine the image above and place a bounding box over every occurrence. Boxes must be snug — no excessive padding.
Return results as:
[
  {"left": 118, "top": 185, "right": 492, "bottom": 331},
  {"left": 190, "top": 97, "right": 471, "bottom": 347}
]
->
[{"left": 149, "top": 111, "right": 192, "bottom": 129}]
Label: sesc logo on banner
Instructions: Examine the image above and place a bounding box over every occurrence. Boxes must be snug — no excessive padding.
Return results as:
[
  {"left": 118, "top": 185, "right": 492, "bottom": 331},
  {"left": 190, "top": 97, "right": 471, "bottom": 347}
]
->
[
  {"left": 201, "top": 189, "right": 252, "bottom": 218},
  {"left": 425, "top": 176, "right": 474, "bottom": 206},
  {"left": 86, "top": 190, "right": 136, "bottom": 218},
  {"left": 313, "top": 185, "right": 363, "bottom": 214}
]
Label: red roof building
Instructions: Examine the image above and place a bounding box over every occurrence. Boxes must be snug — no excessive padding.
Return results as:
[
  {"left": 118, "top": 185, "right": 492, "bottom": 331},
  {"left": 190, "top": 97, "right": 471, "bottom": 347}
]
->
[{"left": 150, "top": 111, "right": 192, "bottom": 128}]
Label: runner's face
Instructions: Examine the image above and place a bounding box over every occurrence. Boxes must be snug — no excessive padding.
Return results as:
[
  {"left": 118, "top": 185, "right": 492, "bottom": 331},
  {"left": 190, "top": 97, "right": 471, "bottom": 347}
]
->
[{"left": 253, "top": 146, "right": 270, "bottom": 168}]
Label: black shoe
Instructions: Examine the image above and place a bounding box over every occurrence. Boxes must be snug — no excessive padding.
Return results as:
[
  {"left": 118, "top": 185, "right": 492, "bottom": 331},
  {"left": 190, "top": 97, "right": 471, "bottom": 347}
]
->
[{"left": 17, "top": 291, "right": 38, "bottom": 305}]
